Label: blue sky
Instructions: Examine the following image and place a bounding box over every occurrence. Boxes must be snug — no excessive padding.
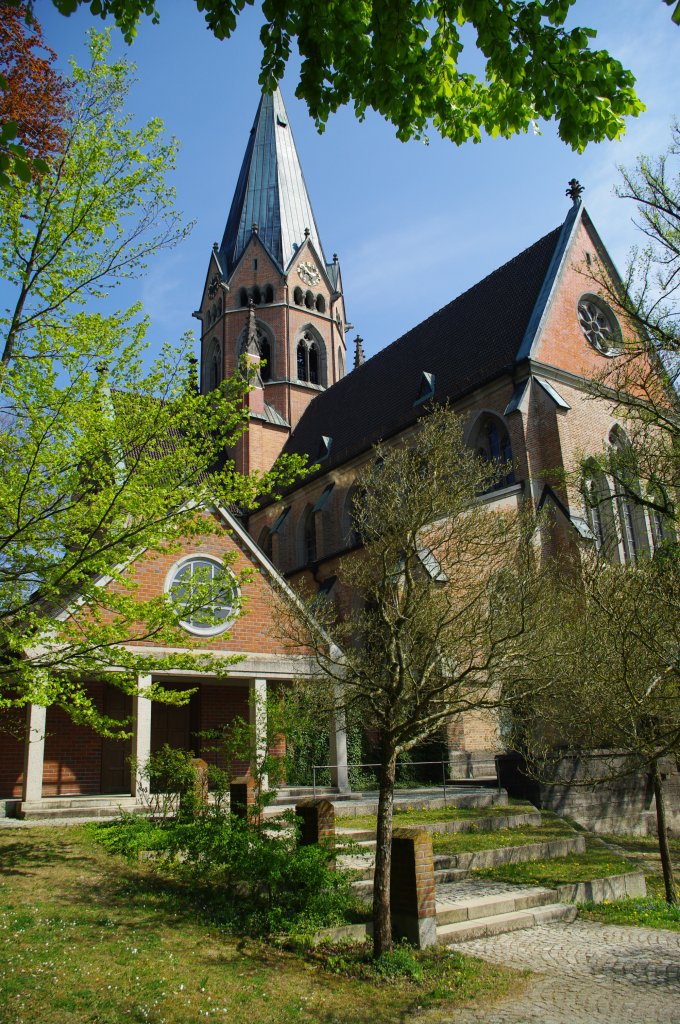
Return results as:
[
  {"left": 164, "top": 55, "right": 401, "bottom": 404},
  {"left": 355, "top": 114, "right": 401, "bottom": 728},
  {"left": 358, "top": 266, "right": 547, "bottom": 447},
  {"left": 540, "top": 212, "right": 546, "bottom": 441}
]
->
[{"left": 35, "top": 0, "right": 680, "bottom": 362}]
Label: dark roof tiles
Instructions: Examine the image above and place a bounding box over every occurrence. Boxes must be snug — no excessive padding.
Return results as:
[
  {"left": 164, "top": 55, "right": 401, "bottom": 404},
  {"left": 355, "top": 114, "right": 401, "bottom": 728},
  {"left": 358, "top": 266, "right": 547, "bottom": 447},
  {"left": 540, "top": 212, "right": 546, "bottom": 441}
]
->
[{"left": 281, "top": 224, "right": 562, "bottom": 471}]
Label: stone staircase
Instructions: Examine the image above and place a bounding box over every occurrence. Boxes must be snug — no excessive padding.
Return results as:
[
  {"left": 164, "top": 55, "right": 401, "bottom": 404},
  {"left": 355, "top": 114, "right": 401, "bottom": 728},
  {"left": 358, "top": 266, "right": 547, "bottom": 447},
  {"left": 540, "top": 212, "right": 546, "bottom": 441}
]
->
[
  {"left": 18, "top": 795, "right": 141, "bottom": 820},
  {"left": 434, "top": 880, "right": 577, "bottom": 943},
  {"left": 335, "top": 796, "right": 595, "bottom": 943}
]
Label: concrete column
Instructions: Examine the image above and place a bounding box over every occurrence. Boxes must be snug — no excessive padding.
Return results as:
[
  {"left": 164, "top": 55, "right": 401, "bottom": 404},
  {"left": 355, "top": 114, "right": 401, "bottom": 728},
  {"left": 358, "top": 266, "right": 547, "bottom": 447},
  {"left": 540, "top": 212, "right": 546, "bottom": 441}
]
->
[
  {"left": 131, "top": 675, "right": 152, "bottom": 801},
  {"left": 249, "top": 678, "right": 268, "bottom": 791},
  {"left": 22, "top": 703, "right": 47, "bottom": 803},
  {"left": 329, "top": 648, "right": 350, "bottom": 792}
]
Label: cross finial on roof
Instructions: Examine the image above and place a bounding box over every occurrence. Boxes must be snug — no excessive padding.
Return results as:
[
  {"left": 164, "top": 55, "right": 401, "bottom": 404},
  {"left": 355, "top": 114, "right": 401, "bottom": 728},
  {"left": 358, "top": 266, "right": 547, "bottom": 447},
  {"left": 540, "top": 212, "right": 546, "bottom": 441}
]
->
[
  {"left": 353, "top": 335, "right": 366, "bottom": 368},
  {"left": 566, "top": 178, "right": 584, "bottom": 205},
  {"left": 213, "top": 241, "right": 218, "bottom": 251},
  {"left": 304, "top": 227, "right": 310, "bottom": 239},
  {"left": 333, "top": 253, "right": 338, "bottom": 263}
]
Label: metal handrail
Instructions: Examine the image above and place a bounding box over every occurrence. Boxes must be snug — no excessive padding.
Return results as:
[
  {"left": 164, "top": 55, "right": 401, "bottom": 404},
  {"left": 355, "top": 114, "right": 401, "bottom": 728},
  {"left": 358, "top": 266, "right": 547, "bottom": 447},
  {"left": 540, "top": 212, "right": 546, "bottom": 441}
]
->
[{"left": 311, "top": 758, "right": 450, "bottom": 803}]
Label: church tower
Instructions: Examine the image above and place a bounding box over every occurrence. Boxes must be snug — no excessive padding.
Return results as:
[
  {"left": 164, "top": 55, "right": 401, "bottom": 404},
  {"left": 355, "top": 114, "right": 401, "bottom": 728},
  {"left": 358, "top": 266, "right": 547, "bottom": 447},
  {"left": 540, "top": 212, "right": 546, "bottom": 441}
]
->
[{"left": 195, "top": 88, "right": 349, "bottom": 475}]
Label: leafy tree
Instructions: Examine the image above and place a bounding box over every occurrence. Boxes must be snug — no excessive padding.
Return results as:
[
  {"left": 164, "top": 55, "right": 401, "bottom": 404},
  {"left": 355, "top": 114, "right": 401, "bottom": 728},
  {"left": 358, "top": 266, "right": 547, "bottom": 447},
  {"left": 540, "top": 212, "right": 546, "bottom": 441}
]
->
[
  {"left": 34, "top": 0, "right": 644, "bottom": 151},
  {"left": 580, "top": 123, "right": 680, "bottom": 527},
  {"left": 279, "top": 405, "right": 541, "bottom": 956},
  {"left": 0, "top": 34, "right": 305, "bottom": 731},
  {"left": 0, "top": 3, "right": 68, "bottom": 185},
  {"left": 509, "top": 552, "right": 680, "bottom": 904}
]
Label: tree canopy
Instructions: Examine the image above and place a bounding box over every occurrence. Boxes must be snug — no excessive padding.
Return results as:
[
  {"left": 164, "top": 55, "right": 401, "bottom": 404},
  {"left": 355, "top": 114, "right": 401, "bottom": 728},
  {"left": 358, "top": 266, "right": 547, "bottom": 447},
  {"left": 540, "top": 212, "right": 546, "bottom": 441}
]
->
[
  {"left": 32, "top": 0, "right": 646, "bottom": 151},
  {"left": 0, "top": 3, "right": 68, "bottom": 185},
  {"left": 0, "top": 33, "right": 305, "bottom": 731},
  {"left": 280, "top": 405, "right": 541, "bottom": 955}
]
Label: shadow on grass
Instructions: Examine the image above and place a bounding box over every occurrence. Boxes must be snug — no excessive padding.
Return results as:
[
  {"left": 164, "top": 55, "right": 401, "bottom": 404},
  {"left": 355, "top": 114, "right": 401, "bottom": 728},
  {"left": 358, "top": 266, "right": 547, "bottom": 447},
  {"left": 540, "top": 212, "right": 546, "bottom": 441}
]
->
[{"left": 0, "top": 837, "right": 88, "bottom": 876}]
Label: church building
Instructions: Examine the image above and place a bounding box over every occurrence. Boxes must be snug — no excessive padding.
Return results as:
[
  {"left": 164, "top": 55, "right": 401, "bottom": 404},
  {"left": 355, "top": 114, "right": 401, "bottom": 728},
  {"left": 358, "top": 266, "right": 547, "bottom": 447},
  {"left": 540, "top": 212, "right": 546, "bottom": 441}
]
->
[{"left": 1, "top": 87, "right": 663, "bottom": 818}]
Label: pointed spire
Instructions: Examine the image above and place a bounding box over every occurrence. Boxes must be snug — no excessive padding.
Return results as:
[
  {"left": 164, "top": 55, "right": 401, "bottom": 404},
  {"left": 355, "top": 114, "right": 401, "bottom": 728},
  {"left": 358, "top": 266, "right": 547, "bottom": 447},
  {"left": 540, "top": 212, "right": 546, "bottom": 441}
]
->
[
  {"left": 245, "top": 299, "right": 260, "bottom": 356},
  {"left": 220, "top": 88, "right": 325, "bottom": 276},
  {"left": 353, "top": 336, "right": 366, "bottom": 368}
]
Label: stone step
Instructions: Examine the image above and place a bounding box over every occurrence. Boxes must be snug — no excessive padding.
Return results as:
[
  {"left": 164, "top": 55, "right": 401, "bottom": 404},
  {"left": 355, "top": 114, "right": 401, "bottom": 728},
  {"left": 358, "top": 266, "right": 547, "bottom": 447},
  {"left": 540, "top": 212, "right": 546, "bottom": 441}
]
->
[
  {"left": 18, "top": 796, "right": 140, "bottom": 820},
  {"left": 436, "top": 887, "right": 556, "bottom": 926},
  {"left": 437, "top": 903, "right": 577, "bottom": 944},
  {"left": 334, "top": 789, "right": 509, "bottom": 818},
  {"left": 336, "top": 810, "right": 541, "bottom": 846},
  {"left": 433, "top": 835, "right": 585, "bottom": 872}
]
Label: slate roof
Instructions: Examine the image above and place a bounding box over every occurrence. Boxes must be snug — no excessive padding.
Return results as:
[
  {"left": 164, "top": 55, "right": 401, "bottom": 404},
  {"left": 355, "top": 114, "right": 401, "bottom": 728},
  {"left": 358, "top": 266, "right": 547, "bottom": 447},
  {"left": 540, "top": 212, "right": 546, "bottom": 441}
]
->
[
  {"left": 219, "top": 88, "right": 325, "bottom": 276},
  {"left": 280, "top": 224, "right": 563, "bottom": 473}
]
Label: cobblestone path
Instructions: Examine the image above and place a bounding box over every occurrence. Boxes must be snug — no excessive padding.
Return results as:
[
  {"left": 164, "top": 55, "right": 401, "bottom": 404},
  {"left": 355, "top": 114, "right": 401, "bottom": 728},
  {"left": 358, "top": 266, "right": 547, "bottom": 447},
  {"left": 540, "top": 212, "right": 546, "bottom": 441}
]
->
[{"left": 438, "top": 921, "right": 680, "bottom": 1024}]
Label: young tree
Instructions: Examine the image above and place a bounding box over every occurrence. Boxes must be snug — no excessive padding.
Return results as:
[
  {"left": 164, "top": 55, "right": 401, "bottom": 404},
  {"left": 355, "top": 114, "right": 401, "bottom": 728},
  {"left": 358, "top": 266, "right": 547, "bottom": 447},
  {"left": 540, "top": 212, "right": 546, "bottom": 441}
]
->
[
  {"left": 279, "top": 405, "right": 541, "bottom": 956},
  {"left": 37, "top": 0, "right": 644, "bottom": 152},
  {"left": 0, "top": 3, "right": 68, "bottom": 185},
  {"left": 581, "top": 123, "right": 680, "bottom": 527},
  {"left": 509, "top": 551, "right": 680, "bottom": 904},
  {"left": 0, "top": 33, "right": 306, "bottom": 730}
]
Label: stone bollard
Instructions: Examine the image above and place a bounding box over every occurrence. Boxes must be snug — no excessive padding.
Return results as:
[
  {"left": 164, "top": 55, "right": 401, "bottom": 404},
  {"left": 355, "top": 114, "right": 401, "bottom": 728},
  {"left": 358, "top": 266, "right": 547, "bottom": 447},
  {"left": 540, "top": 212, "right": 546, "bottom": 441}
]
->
[
  {"left": 230, "top": 774, "right": 260, "bottom": 824},
  {"left": 390, "top": 827, "right": 437, "bottom": 948},
  {"left": 295, "top": 798, "right": 336, "bottom": 847}
]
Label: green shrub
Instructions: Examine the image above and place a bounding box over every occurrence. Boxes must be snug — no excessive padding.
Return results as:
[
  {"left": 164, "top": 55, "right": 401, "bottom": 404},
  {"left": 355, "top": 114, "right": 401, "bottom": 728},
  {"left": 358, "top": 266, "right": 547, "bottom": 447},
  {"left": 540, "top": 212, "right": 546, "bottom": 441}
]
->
[{"left": 91, "top": 806, "right": 356, "bottom": 936}]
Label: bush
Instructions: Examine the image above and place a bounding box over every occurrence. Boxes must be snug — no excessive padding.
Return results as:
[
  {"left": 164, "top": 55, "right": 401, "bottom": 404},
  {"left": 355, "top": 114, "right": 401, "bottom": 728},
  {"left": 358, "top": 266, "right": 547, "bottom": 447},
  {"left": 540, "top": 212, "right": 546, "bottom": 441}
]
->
[{"left": 91, "top": 806, "right": 357, "bottom": 936}]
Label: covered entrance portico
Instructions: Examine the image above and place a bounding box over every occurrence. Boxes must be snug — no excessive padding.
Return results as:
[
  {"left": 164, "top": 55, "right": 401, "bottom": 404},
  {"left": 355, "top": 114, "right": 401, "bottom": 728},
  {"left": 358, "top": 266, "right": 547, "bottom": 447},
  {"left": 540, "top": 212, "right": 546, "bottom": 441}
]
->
[{"left": 17, "top": 654, "right": 349, "bottom": 818}]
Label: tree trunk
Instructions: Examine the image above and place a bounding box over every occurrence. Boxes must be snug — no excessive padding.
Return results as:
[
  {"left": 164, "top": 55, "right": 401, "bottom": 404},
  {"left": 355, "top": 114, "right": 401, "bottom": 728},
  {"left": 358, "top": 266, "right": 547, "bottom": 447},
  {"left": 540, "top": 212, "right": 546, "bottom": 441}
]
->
[
  {"left": 372, "top": 747, "right": 397, "bottom": 958},
  {"left": 651, "top": 759, "right": 677, "bottom": 905}
]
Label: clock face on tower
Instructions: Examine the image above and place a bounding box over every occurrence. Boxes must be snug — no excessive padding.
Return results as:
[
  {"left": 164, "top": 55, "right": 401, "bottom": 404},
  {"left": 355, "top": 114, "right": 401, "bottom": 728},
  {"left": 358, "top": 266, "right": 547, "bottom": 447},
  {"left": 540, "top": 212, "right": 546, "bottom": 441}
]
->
[
  {"left": 207, "top": 274, "right": 220, "bottom": 299},
  {"left": 297, "top": 260, "right": 320, "bottom": 286}
]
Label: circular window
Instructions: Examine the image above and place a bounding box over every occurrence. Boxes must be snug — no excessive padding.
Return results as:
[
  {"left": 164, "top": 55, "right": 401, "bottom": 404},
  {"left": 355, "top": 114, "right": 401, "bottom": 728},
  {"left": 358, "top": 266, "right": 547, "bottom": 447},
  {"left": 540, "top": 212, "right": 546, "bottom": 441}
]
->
[
  {"left": 167, "top": 556, "right": 238, "bottom": 636},
  {"left": 577, "top": 295, "right": 621, "bottom": 356}
]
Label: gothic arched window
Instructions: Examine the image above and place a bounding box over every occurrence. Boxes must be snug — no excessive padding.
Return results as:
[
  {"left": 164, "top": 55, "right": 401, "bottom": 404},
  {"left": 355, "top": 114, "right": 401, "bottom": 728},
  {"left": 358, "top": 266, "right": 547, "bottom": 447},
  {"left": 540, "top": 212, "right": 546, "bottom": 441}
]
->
[
  {"left": 259, "top": 334, "right": 272, "bottom": 381},
  {"left": 471, "top": 414, "right": 515, "bottom": 491},
  {"left": 297, "top": 340, "right": 307, "bottom": 381},
  {"left": 608, "top": 427, "right": 649, "bottom": 562},
  {"left": 309, "top": 342, "right": 319, "bottom": 384},
  {"left": 302, "top": 504, "right": 317, "bottom": 564},
  {"left": 305, "top": 290, "right": 314, "bottom": 309},
  {"left": 207, "top": 338, "right": 221, "bottom": 392},
  {"left": 251, "top": 285, "right": 261, "bottom": 305},
  {"left": 293, "top": 286, "right": 303, "bottom": 305},
  {"left": 238, "top": 288, "right": 248, "bottom": 307},
  {"left": 264, "top": 284, "right": 274, "bottom": 304},
  {"left": 315, "top": 294, "right": 326, "bottom": 313},
  {"left": 337, "top": 347, "right": 344, "bottom": 379}
]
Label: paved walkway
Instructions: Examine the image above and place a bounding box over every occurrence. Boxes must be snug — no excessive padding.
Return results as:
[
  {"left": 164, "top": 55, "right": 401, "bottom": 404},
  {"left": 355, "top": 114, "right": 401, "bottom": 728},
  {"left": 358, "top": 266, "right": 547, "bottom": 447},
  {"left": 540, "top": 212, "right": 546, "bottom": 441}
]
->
[{"left": 439, "top": 920, "right": 680, "bottom": 1024}]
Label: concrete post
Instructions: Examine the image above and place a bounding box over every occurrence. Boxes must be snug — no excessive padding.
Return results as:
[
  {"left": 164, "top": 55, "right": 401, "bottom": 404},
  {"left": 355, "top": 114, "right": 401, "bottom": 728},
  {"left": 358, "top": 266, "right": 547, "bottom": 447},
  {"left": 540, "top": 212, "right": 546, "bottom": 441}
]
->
[
  {"left": 22, "top": 704, "right": 47, "bottom": 803},
  {"left": 131, "top": 675, "right": 152, "bottom": 801},
  {"left": 329, "top": 651, "right": 350, "bottom": 792},
  {"left": 249, "top": 678, "right": 268, "bottom": 792}
]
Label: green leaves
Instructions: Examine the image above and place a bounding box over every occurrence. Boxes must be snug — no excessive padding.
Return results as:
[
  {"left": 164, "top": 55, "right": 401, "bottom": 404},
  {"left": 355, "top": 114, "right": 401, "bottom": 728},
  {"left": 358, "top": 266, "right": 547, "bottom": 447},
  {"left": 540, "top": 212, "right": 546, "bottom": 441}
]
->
[{"left": 44, "top": 0, "right": 642, "bottom": 151}]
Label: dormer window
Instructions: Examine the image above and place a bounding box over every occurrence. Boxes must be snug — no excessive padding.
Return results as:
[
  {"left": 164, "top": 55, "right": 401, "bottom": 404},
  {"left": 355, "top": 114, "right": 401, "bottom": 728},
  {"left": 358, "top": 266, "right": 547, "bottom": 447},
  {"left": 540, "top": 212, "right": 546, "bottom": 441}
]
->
[{"left": 414, "top": 371, "right": 435, "bottom": 406}]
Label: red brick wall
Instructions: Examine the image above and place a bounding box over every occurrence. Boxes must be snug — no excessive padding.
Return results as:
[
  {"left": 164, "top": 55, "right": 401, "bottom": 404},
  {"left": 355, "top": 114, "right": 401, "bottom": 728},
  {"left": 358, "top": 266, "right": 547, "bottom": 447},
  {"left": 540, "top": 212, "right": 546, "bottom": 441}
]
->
[
  {"left": 197, "top": 681, "right": 250, "bottom": 776},
  {"left": 43, "top": 685, "right": 105, "bottom": 796},
  {"left": 0, "top": 710, "right": 26, "bottom": 799}
]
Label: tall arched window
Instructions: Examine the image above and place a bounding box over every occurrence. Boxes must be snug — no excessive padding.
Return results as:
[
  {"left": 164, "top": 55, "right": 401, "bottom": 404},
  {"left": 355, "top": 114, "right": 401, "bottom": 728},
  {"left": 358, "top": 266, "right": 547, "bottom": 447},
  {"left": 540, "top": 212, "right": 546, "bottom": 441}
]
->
[
  {"left": 259, "top": 335, "right": 272, "bottom": 381},
  {"left": 238, "top": 288, "right": 248, "bottom": 307},
  {"left": 337, "top": 347, "right": 344, "bottom": 379},
  {"left": 251, "top": 285, "right": 261, "bottom": 305},
  {"left": 264, "top": 284, "right": 274, "bottom": 304},
  {"left": 583, "top": 467, "right": 619, "bottom": 561},
  {"left": 295, "top": 331, "right": 326, "bottom": 386},
  {"left": 258, "top": 526, "right": 273, "bottom": 560},
  {"left": 309, "top": 342, "right": 319, "bottom": 384},
  {"left": 315, "top": 294, "right": 326, "bottom": 313},
  {"left": 293, "top": 286, "right": 303, "bottom": 305},
  {"left": 302, "top": 505, "right": 317, "bottom": 564},
  {"left": 609, "top": 427, "right": 649, "bottom": 562},
  {"left": 470, "top": 414, "right": 515, "bottom": 491},
  {"left": 207, "top": 338, "right": 221, "bottom": 392},
  {"left": 297, "top": 340, "right": 307, "bottom": 381}
]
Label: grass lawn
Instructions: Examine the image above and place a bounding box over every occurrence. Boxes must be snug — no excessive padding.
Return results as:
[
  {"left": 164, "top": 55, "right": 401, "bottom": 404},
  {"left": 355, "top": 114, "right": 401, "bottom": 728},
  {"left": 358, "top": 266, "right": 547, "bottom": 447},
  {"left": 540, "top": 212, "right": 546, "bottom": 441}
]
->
[
  {"left": 431, "top": 817, "right": 575, "bottom": 856},
  {"left": 471, "top": 836, "right": 637, "bottom": 886},
  {"left": 0, "top": 824, "right": 522, "bottom": 1024},
  {"left": 339, "top": 800, "right": 536, "bottom": 832}
]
